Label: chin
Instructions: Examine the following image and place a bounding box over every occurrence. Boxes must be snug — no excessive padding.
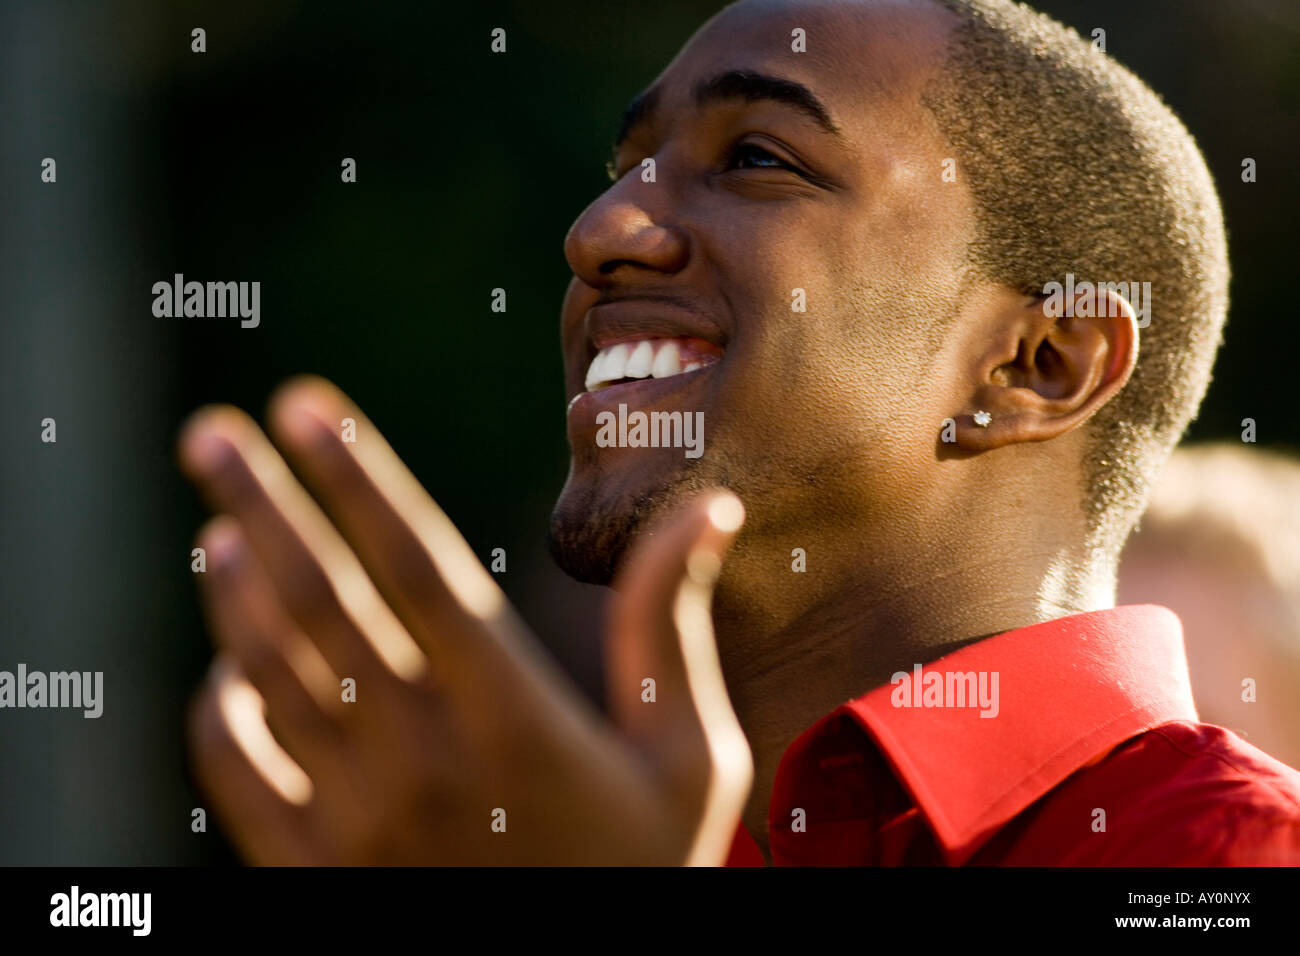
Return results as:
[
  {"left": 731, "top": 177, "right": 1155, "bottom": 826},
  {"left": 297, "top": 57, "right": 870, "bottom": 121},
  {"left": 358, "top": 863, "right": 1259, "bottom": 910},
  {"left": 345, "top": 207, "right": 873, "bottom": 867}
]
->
[
  {"left": 546, "top": 507, "right": 624, "bottom": 586},
  {"left": 547, "top": 463, "right": 704, "bottom": 586}
]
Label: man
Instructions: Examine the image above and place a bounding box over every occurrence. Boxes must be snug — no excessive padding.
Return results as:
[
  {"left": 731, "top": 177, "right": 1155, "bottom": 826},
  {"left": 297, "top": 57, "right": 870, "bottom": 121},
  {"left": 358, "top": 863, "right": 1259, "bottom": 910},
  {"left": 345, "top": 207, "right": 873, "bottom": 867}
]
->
[{"left": 178, "top": 0, "right": 1300, "bottom": 865}]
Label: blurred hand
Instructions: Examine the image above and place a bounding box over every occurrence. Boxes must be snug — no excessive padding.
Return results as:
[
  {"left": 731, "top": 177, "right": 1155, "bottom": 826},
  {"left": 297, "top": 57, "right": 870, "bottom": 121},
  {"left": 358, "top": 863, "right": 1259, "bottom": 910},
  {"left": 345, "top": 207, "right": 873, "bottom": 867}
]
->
[{"left": 178, "top": 377, "right": 752, "bottom": 865}]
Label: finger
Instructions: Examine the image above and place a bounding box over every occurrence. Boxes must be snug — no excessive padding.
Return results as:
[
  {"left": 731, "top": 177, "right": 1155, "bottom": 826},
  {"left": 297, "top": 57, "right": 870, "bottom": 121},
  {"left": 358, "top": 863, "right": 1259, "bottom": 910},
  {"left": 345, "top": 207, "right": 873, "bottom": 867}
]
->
[
  {"left": 263, "top": 376, "right": 527, "bottom": 669},
  {"left": 178, "top": 403, "right": 425, "bottom": 683},
  {"left": 188, "top": 658, "right": 326, "bottom": 865},
  {"left": 195, "top": 516, "right": 348, "bottom": 777},
  {"left": 606, "top": 491, "right": 754, "bottom": 859}
]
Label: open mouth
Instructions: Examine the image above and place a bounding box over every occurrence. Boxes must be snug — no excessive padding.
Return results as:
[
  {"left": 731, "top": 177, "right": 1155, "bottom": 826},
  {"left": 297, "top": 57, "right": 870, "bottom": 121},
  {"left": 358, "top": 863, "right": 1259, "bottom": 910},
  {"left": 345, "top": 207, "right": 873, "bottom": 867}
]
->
[{"left": 584, "top": 337, "right": 723, "bottom": 392}]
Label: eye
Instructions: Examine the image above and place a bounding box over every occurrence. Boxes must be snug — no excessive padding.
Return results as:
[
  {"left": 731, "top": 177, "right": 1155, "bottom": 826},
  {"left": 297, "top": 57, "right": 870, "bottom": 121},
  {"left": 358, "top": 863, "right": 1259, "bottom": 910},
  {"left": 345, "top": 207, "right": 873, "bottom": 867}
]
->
[{"left": 725, "top": 141, "right": 805, "bottom": 175}]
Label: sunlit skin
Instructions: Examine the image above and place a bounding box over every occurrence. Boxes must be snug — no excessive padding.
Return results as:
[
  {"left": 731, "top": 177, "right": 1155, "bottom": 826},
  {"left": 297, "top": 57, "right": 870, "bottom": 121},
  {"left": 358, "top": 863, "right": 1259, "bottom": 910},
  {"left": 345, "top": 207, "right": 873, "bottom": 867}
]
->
[{"left": 181, "top": 0, "right": 1137, "bottom": 864}]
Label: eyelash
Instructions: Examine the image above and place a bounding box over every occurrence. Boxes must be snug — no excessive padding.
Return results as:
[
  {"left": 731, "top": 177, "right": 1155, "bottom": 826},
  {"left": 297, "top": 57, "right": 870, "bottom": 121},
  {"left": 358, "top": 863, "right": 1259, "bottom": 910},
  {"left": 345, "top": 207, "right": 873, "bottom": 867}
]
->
[
  {"left": 606, "top": 141, "right": 810, "bottom": 183},
  {"left": 724, "top": 141, "right": 805, "bottom": 176}
]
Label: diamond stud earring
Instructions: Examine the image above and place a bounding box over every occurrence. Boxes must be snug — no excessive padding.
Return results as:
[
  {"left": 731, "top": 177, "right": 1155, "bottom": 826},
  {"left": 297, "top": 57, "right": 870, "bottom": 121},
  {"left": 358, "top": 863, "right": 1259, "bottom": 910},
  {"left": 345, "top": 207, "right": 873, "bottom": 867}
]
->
[{"left": 973, "top": 410, "right": 992, "bottom": 427}]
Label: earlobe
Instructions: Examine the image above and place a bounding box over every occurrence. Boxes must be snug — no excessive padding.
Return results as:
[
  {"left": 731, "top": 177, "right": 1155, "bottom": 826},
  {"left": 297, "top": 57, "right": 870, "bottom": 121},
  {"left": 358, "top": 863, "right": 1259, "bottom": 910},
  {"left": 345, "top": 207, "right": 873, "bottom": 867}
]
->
[{"left": 953, "top": 288, "right": 1138, "bottom": 453}]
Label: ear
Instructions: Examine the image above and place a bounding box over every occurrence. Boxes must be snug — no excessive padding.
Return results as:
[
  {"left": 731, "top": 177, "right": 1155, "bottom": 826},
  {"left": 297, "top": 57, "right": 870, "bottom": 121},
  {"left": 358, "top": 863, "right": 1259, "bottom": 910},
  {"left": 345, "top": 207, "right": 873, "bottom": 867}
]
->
[{"left": 954, "top": 287, "right": 1139, "bottom": 452}]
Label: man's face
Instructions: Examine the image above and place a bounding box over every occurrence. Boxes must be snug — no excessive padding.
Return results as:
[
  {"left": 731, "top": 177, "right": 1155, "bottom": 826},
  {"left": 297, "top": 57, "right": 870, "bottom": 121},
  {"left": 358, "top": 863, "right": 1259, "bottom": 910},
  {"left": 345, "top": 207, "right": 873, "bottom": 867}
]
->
[{"left": 550, "top": 0, "right": 973, "bottom": 585}]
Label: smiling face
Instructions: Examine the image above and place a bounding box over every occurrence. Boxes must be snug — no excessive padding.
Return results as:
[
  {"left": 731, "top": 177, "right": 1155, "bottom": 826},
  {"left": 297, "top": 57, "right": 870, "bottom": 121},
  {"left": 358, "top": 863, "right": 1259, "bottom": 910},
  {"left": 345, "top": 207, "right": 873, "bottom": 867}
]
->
[{"left": 549, "top": 0, "right": 974, "bottom": 585}]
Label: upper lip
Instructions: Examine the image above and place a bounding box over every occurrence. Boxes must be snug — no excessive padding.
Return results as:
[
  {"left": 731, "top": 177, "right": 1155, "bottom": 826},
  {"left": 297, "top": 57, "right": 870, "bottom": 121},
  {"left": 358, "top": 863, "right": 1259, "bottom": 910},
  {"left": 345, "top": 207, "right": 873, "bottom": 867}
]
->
[{"left": 583, "top": 294, "right": 728, "bottom": 354}]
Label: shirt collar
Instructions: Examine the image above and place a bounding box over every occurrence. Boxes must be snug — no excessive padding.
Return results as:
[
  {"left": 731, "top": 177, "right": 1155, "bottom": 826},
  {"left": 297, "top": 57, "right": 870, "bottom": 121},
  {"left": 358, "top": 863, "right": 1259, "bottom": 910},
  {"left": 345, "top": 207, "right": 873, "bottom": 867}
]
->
[{"left": 814, "top": 605, "right": 1197, "bottom": 865}]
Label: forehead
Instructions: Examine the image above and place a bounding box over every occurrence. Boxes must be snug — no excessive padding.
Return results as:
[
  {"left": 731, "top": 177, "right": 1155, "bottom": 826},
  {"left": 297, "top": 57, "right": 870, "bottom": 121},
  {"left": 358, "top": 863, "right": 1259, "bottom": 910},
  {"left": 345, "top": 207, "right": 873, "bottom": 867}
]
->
[{"left": 650, "top": 0, "right": 957, "bottom": 132}]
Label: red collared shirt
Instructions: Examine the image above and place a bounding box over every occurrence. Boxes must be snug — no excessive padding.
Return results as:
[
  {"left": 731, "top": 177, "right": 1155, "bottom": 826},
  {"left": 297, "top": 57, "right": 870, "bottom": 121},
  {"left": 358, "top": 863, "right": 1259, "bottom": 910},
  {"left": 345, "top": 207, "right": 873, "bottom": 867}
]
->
[{"left": 726, "top": 605, "right": 1300, "bottom": 866}]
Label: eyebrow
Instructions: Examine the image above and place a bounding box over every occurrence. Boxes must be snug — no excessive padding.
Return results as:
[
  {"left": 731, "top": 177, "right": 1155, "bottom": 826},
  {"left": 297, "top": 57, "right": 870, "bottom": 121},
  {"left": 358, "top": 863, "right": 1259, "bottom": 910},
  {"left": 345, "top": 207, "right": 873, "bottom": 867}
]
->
[
  {"left": 612, "top": 69, "right": 841, "bottom": 150},
  {"left": 614, "top": 86, "right": 662, "bottom": 149}
]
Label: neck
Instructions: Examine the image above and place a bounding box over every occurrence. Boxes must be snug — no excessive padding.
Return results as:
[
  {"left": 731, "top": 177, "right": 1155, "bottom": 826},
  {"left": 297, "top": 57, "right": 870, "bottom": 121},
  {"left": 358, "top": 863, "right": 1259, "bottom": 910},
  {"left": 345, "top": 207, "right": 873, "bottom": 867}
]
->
[{"left": 711, "top": 534, "right": 1116, "bottom": 864}]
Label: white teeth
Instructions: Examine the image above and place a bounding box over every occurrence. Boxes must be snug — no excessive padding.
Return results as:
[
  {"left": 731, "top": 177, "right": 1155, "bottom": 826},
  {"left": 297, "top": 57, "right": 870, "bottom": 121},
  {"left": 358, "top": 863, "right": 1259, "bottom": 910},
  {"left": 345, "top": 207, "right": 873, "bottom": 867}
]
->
[
  {"left": 651, "top": 340, "right": 682, "bottom": 378},
  {"left": 585, "top": 342, "right": 629, "bottom": 390},
  {"left": 584, "top": 338, "right": 716, "bottom": 391},
  {"left": 625, "top": 340, "right": 654, "bottom": 378},
  {"left": 584, "top": 350, "right": 609, "bottom": 391},
  {"left": 604, "top": 342, "right": 630, "bottom": 379}
]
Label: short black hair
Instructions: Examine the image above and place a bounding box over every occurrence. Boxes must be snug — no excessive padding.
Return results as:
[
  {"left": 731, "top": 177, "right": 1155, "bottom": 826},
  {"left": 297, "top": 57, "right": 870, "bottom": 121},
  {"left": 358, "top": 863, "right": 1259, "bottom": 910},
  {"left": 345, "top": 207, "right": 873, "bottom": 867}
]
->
[{"left": 922, "top": 0, "right": 1230, "bottom": 551}]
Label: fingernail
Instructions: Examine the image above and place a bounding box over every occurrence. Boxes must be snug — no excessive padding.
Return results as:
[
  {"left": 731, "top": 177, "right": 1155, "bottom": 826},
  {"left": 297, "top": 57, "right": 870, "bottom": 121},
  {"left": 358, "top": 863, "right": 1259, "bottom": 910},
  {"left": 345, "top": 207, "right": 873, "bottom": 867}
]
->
[
  {"left": 182, "top": 426, "right": 231, "bottom": 474},
  {"left": 277, "top": 402, "right": 330, "bottom": 448}
]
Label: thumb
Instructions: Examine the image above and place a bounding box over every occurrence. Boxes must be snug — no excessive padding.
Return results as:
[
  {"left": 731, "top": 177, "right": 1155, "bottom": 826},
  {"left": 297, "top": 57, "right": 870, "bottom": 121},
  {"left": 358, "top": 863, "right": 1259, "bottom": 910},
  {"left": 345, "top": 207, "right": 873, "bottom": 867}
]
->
[{"left": 606, "top": 490, "right": 753, "bottom": 858}]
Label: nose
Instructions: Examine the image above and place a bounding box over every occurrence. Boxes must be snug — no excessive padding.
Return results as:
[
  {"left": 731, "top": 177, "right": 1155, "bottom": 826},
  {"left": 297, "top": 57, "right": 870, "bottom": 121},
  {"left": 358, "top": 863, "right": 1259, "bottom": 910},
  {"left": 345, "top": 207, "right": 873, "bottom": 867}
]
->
[{"left": 563, "top": 177, "right": 690, "bottom": 289}]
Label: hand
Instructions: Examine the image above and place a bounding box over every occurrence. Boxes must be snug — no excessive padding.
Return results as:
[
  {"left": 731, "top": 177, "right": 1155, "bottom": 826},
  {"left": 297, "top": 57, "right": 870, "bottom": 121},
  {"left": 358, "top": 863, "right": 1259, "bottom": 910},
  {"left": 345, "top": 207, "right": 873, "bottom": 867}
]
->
[{"left": 178, "top": 376, "right": 753, "bottom": 865}]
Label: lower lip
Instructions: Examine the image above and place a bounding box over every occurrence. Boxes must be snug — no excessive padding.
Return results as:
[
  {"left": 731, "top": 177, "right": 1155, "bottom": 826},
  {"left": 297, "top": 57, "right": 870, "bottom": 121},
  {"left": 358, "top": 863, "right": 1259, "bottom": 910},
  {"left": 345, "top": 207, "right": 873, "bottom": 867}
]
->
[{"left": 567, "top": 363, "right": 716, "bottom": 421}]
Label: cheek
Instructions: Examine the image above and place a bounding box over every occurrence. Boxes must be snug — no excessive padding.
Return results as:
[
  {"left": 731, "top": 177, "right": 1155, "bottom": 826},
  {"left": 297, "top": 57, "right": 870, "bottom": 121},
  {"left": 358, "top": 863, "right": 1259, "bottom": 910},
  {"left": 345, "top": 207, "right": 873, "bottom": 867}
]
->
[
  {"left": 701, "top": 207, "right": 945, "bottom": 447},
  {"left": 715, "top": 302, "right": 926, "bottom": 466}
]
